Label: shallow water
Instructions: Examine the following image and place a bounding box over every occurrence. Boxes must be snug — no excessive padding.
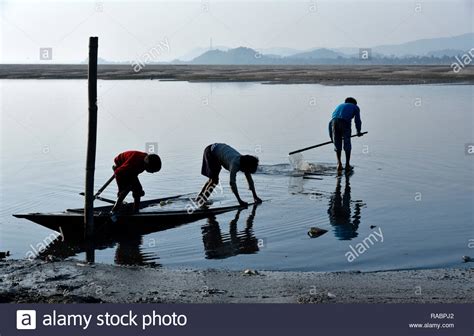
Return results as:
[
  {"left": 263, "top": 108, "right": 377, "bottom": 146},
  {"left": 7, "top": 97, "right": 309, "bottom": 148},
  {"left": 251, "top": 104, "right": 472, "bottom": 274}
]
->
[{"left": 1, "top": 80, "right": 473, "bottom": 272}]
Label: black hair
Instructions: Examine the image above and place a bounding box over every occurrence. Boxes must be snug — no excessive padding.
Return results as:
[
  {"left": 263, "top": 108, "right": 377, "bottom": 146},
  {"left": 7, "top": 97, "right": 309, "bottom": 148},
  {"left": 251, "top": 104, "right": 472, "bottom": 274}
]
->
[
  {"left": 345, "top": 97, "right": 357, "bottom": 105},
  {"left": 145, "top": 154, "right": 162, "bottom": 172},
  {"left": 240, "top": 155, "right": 259, "bottom": 174}
]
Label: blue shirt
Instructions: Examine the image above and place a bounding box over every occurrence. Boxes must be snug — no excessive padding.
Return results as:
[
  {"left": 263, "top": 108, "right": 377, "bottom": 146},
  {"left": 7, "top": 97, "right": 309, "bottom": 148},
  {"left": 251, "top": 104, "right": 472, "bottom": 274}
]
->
[{"left": 331, "top": 103, "right": 362, "bottom": 133}]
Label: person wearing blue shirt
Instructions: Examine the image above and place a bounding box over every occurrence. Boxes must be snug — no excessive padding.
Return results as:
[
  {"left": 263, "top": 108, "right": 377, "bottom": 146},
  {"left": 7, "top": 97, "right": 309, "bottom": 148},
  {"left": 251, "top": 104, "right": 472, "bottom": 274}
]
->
[{"left": 329, "top": 97, "right": 362, "bottom": 172}]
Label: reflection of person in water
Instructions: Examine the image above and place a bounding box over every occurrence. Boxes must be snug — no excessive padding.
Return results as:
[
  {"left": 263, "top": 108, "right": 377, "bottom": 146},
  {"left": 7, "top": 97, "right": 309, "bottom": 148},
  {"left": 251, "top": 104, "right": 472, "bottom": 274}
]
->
[
  {"left": 201, "top": 204, "right": 260, "bottom": 259},
  {"left": 115, "top": 235, "right": 159, "bottom": 266},
  {"left": 327, "top": 173, "right": 364, "bottom": 240}
]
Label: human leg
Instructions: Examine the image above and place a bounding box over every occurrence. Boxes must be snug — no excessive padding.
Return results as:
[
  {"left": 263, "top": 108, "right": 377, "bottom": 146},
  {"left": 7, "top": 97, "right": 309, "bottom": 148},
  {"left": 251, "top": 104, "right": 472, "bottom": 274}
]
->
[
  {"left": 342, "top": 121, "right": 352, "bottom": 171},
  {"left": 331, "top": 119, "right": 344, "bottom": 171}
]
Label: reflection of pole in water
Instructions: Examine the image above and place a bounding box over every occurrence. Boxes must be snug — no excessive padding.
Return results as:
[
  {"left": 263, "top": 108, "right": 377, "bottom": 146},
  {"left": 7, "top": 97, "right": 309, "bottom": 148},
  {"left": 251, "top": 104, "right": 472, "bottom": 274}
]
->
[
  {"left": 327, "top": 174, "right": 364, "bottom": 240},
  {"left": 201, "top": 205, "right": 260, "bottom": 259}
]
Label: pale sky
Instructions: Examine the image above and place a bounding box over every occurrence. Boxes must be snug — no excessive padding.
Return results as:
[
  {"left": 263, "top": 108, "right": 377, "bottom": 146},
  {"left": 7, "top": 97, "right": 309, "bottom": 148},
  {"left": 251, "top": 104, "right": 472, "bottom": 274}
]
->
[{"left": 1, "top": 0, "right": 472, "bottom": 63}]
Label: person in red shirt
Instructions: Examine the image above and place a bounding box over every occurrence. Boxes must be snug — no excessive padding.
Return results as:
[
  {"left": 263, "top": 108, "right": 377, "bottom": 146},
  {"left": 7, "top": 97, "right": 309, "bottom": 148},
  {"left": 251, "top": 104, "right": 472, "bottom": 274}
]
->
[{"left": 111, "top": 151, "right": 162, "bottom": 215}]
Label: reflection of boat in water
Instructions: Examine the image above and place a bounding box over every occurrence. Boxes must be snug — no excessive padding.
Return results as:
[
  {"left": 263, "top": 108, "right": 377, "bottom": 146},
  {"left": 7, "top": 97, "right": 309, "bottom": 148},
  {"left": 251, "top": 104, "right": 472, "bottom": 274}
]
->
[
  {"left": 28, "top": 196, "right": 255, "bottom": 266},
  {"left": 201, "top": 204, "right": 260, "bottom": 259},
  {"left": 13, "top": 195, "right": 251, "bottom": 239},
  {"left": 39, "top": 232, "right": 162, "bottom": 266}
]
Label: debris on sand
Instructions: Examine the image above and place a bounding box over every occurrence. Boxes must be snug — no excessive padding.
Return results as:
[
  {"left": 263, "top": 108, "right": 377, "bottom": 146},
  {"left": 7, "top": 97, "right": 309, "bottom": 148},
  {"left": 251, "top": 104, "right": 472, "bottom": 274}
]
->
[
  {"left": 308, "top": 227, "right": 328, "bottom": 238},
  {"left": 76, "top": 262, "right": 95, "bottom": 268},
  {"left": 1, "top": 260, "right": 472, "bottom": 303},
  {"left": 243, "top": 269, "right": 260, "bottom": 276}
]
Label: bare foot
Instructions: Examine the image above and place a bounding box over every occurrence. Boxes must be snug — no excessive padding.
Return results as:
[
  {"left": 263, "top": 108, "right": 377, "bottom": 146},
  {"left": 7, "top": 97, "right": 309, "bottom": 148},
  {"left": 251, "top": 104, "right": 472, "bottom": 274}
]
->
[
  {"left": 345, "top": 165, "right": 353, "bottom": 172},
  {"left": 337, "top": 163, "right": 343, "bottom": 172},
  {"left": 194, "top": 197, "right": 212, "bottom": 208}
]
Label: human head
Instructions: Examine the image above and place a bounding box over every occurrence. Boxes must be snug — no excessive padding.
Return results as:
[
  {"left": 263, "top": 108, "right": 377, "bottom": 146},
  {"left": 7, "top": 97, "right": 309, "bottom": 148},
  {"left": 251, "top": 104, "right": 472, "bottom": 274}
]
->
[
  {"left": 345, "top": 97, "right": 357, "bottom": 105},
  {"left": 240, "top": 155, "right": 259, "bottom": 174},
  {"left": 144, "top": 154, "right": 162, "bottom": 173}
]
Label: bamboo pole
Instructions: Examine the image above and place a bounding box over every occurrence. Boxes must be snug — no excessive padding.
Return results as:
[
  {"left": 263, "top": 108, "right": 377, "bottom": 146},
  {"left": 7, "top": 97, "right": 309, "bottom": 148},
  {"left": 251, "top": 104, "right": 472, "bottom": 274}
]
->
[
  {"left": 288, "top": 132, "right": 367, "bottom": 155},
  {"left": 85, "top": 36, "right": 98, "bottom": 262}
]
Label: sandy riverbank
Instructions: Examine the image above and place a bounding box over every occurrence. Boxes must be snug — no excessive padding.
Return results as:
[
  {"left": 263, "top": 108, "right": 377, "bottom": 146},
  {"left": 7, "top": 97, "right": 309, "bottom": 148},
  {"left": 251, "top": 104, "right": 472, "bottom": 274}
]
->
[
  {"left": 1, "top": 260, "right": 472, "bottom": 303},
  {"left": 1, "top": 64, "right": 473, "bottom": 84}
]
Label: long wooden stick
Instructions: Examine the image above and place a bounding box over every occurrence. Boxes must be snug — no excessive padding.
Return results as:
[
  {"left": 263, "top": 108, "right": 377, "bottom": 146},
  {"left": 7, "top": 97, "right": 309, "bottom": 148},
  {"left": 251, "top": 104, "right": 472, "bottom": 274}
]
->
[
  {"left": 94, "top": 174, "right": 115, "bottom": 198},
  {"left": 288, "top": 132, "right": 367, "bottom": 155},
  {"left": 85, "top": 36, "right": 99, "bottom": 247},
  {"left": 79, "top": 193, "right": 116, "bottom": 204},
  {"left": 78, "top": 175, "right": 115, "bottom": 199}
]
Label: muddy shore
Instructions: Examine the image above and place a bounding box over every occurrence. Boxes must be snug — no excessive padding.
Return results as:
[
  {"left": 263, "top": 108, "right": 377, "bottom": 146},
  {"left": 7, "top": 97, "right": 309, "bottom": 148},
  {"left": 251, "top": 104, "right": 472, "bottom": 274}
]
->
[
  {"left": 1, "top": 64, "right": 473, "bottom": 85},
  {"left": 1, "top": 260, "right": 472, "bottom": 303}
]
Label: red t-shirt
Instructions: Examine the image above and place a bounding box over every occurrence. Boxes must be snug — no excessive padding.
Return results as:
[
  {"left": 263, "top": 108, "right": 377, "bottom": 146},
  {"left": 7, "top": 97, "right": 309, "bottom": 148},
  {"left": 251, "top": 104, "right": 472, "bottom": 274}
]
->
[{"left": 114, "top": 151, "right": 147, "bottom": 184}]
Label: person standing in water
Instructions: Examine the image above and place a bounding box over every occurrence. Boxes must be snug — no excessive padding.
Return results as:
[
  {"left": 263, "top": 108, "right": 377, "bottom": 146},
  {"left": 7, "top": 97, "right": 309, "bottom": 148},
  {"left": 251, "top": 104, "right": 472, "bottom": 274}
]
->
[
  {"left": 197, "top": 143, "right": 262, "bottom": 207},
  {"left": 329, "top": 97, "right": 362, "bottom": 172}
]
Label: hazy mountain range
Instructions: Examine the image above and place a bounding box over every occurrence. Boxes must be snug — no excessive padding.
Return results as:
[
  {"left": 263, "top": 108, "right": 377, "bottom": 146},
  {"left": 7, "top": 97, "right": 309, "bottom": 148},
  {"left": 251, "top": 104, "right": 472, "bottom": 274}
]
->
[
  {"left": 91, "top": 33, "right": 473, "bottom": 65},
  {"left": 175, "top": 33, "right": 473, "bottom": 65}
]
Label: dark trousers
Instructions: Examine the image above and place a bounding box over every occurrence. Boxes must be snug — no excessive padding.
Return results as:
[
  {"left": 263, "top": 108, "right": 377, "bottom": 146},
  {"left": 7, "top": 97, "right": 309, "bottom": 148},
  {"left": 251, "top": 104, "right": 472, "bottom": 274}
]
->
[{"left": 113, "top": 166, "right": 144, "bottom": 199}]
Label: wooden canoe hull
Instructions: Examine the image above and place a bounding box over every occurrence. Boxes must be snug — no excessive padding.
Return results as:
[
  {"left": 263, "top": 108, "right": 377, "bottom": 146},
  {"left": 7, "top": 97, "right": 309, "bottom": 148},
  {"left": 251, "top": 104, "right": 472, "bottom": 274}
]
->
[{"left": 13, "top": 203, "right": 248, "bottom": 239}]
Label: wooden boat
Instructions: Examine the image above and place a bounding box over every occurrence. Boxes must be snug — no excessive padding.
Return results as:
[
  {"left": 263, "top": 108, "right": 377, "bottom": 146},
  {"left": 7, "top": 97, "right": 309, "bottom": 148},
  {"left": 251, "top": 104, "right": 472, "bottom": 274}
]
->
[{"left": 13, "top": 195, "right": 249, "bottom": 239}]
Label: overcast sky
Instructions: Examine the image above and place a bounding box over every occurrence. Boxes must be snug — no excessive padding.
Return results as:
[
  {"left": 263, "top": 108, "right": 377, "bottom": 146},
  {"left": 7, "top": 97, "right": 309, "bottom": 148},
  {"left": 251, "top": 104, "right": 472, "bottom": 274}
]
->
[{"left": 1, "top": 0, "right": 472, "bottom": 63}]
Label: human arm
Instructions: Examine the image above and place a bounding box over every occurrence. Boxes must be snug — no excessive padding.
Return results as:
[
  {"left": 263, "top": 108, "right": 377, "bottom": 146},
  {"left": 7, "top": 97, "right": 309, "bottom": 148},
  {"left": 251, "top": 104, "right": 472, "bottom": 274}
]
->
[
  {"left": 111, "top": 189, "right": 128, "bottom": 213},
  {"left": 245, "top": 172, "right": 262, "bottom": 204},
  {"left": 230, "top": 170, "right": 247, "bottom": 207},
  {"left": 354, "top": 106, "right": 362, "bottom": 135},
  {"left": 114, "top": 162, "right": 133, "bottom": 183}
]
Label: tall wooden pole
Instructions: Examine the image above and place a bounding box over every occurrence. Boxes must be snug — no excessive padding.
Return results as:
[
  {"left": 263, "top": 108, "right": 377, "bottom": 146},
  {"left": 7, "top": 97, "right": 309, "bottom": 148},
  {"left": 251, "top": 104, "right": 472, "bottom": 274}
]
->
[{"left": 85, "top": 36, "right": 98, "bottom": 262}]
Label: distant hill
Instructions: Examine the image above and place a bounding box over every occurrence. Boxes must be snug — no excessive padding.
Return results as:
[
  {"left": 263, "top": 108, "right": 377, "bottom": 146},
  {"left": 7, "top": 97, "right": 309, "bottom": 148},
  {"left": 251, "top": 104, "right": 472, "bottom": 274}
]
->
[
  {"left": 190, "top": 47, "right": 276, "bottom": 64},
  {"left": 290, "top": 48, "right": 344, "bottom": 59},
  {"left": 256, "top": 47, "right": 302, "bottom": 57},
  {"left": 187, "top": 50, "right": 468, "bottom": 66},
  {"left": 189, "top": 47, "right": 347, "bottom": 64},
  {"left": 372, "top": 33, "right": 474, "bottom": 57},
  {"left": 426, "top": 49, "right": 466, "bottom": 57},
  {"left": 178, "top": 46, "right": 230, "bottom": 61},
  {"left": 72, "top": 33, "right": 474, "bottom": 65},
  {"left": 182, "top": 33, "right": 473, "bottom": 65}
]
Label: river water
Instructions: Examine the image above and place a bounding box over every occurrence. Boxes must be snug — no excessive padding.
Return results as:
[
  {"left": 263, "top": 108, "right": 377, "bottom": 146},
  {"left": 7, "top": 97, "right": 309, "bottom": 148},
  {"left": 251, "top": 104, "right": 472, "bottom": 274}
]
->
[{"left": 1, "top": 80, "right": 473, "bottom": 271}]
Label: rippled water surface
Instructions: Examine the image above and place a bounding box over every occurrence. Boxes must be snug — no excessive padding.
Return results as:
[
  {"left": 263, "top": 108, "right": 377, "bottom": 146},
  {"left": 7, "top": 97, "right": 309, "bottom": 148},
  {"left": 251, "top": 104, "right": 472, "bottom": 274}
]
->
[{"left": 1, "top": 80, "right": 473, "bottom": 271}]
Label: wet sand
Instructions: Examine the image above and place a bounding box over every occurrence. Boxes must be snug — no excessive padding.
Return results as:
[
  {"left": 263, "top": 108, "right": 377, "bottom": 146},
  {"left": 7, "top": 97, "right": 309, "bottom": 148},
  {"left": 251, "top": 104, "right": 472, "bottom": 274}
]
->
[
  {"left": 1, "top": 64, "right": 473, "bottom": 84},
  {"left": 1, "top": 260, "right": 472, "bottom": 303}
]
